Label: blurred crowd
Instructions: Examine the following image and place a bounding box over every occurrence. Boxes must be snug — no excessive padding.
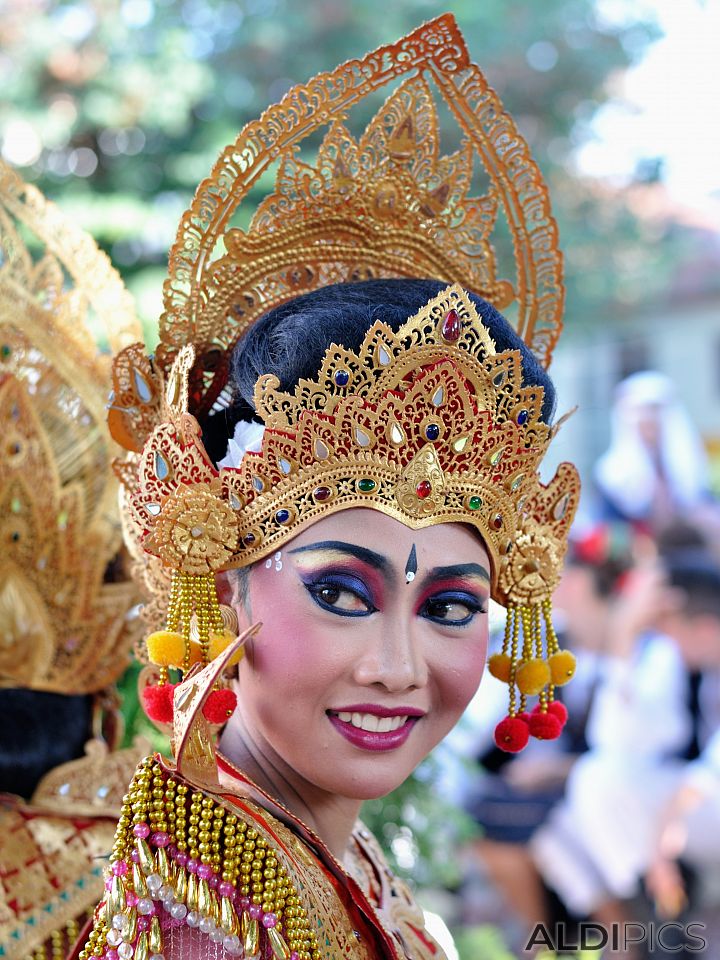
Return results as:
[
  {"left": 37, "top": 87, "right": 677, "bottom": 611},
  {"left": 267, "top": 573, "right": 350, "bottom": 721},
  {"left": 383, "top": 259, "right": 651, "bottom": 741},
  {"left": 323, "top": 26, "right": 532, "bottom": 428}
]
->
[{"left": 443, "top": 371, "right": 720, "bottom": 957}]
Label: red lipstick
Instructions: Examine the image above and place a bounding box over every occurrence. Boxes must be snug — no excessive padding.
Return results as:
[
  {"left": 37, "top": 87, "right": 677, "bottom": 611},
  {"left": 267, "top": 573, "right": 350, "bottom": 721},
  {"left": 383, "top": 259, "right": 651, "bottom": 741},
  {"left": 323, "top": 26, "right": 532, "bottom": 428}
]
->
[{"left": 326, "top": 704, "right": 424, "bottom": 752}]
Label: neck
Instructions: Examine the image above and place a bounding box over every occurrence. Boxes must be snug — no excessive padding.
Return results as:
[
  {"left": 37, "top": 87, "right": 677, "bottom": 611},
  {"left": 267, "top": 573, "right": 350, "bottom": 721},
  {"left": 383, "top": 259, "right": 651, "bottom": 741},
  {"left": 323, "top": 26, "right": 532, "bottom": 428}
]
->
[{"left": 218, "top": 707, "right": 362, "bottom": 864}]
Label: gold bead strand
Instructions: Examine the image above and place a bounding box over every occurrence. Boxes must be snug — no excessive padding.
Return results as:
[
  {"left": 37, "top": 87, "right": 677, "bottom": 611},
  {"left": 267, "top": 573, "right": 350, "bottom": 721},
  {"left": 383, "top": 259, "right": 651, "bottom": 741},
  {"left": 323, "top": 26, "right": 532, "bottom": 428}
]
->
[
  {"left": 175, "top": 782, "right": 188, "bottom": 853},
  {"left": 187, "top": 791, "right": 203, "bottom": 862}
]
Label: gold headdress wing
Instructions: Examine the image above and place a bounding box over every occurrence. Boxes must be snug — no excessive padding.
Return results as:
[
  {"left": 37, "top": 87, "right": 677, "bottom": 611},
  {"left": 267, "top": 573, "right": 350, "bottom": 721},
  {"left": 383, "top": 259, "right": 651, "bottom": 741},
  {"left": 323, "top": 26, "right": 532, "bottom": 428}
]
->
[{"left": 0, "top": 161, "right": 142, "bottom": 693}]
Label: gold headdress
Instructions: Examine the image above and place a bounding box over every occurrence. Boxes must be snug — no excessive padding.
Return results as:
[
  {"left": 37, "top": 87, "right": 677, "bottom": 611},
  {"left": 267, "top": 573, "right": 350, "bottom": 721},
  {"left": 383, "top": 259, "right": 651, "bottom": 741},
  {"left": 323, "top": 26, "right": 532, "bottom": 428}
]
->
[
  {"left": 109, "top": 15, "right": 580, "bottom": 750},
  {"left": 0, "top": 161, "right": 142, "bottom": 694}
]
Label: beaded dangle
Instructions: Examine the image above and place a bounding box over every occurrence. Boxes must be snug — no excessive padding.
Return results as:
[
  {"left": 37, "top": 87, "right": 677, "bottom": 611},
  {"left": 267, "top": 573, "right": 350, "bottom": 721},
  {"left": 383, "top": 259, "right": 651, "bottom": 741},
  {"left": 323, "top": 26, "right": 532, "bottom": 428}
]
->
[
  {"left": 79, "top": 757, "right": 319, "bottom": 960},
  {"left": 488, "top": 597, "right": 576, "bottom": 752},
  {"left": 142, "top": 572, "right": 240, "bottom": 726}
]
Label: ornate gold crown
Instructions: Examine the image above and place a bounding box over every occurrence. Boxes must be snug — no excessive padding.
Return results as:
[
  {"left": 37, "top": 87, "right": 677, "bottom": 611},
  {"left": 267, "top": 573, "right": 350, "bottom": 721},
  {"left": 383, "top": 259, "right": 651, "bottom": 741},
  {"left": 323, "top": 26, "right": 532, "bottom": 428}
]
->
[
  {"left": 0, "top": 162, "right": 142, "bottom": 694},
  {"left": 106, "top": 16, "right": 579, "bottom": 749},
  {"left": 126, "top": 284, "right": 577, "bottom": 605}
]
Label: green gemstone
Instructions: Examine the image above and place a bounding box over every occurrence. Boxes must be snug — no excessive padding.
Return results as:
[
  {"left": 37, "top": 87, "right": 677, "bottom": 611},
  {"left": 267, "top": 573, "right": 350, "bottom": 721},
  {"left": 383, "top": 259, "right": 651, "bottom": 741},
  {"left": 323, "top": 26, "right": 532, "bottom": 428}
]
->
[
  {"left": 10, "top": 497, "right": 21, "bottom": 514},
  {"left": 1, "top": 344, "right": 11, "bottom": 359},
  {"left": 468, "top": 496, "right": 482, "bottom": 511},
  {"left": 357, "top": 479, "right": 376, "bottom": 493}
]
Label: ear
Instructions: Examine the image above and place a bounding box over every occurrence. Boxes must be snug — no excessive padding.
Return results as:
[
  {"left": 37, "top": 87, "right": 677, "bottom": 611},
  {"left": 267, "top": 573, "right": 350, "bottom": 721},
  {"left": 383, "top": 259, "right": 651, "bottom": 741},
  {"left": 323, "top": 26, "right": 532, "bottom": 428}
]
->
[{"left": 216, "top": 570, "right": 234, "bottom": 605}]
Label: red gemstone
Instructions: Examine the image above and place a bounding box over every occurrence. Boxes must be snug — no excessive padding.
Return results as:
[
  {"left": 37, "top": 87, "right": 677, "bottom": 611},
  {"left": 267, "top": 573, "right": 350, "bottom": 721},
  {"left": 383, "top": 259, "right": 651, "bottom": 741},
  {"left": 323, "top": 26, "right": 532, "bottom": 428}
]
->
[
  {"left": 416, "top": 480, "right": 432, "bottom": 499},
  {"left": 313, "top": 486, "right": 332, "bottom": 502},
  {"left": 441, "top": 308, "right": 461, "bottom": 342}
]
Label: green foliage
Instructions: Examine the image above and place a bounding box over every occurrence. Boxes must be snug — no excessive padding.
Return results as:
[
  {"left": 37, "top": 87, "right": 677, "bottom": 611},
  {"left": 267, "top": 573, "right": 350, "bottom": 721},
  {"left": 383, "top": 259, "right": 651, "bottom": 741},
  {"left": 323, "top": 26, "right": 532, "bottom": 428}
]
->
[{"left": 0, "top": 0, "right": 679, "bottom": 333}]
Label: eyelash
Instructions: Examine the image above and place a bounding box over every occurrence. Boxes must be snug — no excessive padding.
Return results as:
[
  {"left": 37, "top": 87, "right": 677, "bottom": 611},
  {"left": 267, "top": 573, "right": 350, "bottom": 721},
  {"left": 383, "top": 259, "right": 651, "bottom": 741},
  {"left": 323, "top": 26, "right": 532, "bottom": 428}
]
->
[{"left": 303, "top": 574, "right": 486, "bottom": 626}]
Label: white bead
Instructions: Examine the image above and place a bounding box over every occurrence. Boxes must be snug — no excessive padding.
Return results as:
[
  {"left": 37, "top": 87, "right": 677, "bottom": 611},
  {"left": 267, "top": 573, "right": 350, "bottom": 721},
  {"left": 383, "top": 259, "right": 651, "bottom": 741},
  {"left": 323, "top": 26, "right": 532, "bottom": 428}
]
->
[
  {"left": 149, "top": 955, "right": 165, "bottom": 960},
  {"left": 223, "top": 934, "right": 242, "bottom": 955},
  {"left": 170, "top": 903, "right": 188, "bottom": 920},
  {"left": 198, "top": 916, "right": 214, "bottom": 934},
  {"left": 106, "top": 930, "right": 123, "bottom": 947},
  {"left": 209, "top": 928, "right": 224, "bottom": 943},
  {"left": 112, "top": 915, "right": 129, "bottom": 932},
  {"left": 117, "top": 943, "right": 134, "bottom": 960},
  {"left": 159, "top": 884, "right": 174, "bottom": 901},
  {"left": 186, "top": 911, "right": 200, "bottom": 928},
  {"left": 161, "top": 899, "right": 174, "bottom": 914},
  {"left": 146, "top": 874, "right": 163, "bottom": 894},
  {"left": 137, "top": 899, "right": 154, "bottom": 916}
]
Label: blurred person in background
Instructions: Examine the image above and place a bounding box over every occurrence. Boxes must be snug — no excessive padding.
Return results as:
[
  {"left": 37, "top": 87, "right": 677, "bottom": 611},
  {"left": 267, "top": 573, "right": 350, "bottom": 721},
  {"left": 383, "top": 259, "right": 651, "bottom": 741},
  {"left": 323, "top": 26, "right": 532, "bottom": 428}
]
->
[
  {"left": 0, "top": 164, "right": 144, "bottom": 960},
  {"left": 594, "top": 372, "right": 715, "bottom": 535},
  {"left": 449, "top": 524, "right": 632, "bottom": 937},
  {"left": 532, "top": 536, "right": 720, "bottom": 942}
]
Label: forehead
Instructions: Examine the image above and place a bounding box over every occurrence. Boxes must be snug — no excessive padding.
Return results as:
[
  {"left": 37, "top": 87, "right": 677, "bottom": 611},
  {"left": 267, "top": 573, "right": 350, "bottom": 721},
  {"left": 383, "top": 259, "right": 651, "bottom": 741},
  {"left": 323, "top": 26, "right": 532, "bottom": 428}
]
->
[{"left": 285, "top": 508, "right": 489, "bottom": 567}]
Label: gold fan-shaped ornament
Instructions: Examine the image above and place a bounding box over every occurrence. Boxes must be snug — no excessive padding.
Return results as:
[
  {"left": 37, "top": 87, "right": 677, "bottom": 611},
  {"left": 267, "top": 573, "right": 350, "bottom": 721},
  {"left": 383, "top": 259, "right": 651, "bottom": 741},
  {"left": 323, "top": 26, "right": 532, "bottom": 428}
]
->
[{"left": 0, "top": 161, "right": 142, "bottom": 693}]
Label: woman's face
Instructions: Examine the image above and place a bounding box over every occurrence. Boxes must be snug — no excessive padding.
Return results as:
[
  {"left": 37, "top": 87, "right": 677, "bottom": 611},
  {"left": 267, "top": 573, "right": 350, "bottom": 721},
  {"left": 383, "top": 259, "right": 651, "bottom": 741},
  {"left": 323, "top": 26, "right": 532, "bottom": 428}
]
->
[{"left": 230, "top": 509, "right": 490, "bottom": 801}]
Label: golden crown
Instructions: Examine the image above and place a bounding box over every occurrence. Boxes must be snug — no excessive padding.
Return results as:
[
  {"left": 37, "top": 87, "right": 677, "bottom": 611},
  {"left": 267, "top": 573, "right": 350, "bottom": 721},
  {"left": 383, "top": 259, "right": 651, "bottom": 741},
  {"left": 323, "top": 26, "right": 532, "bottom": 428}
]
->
[
  {"left": 126, "top": 284, "right": 577, "bottom": 606},
  {"left": 106, "top": 16, "right": 580, "bottom": 749},
  {"left": 0, "top": 161, "right": 142, "bottom": 694}
]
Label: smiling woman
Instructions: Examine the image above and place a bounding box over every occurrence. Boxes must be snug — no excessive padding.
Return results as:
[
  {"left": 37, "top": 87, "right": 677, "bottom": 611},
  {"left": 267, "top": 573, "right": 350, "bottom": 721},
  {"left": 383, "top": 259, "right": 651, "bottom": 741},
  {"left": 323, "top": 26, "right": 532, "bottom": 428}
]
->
[{"left": 78, "top": 15, "right": 580, "bottom": 960}]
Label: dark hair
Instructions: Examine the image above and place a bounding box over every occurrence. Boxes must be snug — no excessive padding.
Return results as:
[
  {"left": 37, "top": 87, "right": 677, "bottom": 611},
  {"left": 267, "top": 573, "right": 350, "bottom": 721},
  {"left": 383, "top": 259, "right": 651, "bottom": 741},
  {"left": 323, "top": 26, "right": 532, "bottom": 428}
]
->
[
  {"left": 0, "top": 689, "right": 93, "bottom": 799},
  {"left": 228, "top": 277, "right": 555, "bottom": 425},
  {"left": 665, "top": 550, "right": 720, "bottom": 621}
]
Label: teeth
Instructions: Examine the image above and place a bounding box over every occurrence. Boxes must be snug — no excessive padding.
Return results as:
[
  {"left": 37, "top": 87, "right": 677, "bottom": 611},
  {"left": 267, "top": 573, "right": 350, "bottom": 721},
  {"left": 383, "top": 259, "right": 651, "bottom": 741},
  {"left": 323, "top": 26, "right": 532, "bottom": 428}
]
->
[{"left": 335, "top": 712, "right": 410, "bottom": 732}]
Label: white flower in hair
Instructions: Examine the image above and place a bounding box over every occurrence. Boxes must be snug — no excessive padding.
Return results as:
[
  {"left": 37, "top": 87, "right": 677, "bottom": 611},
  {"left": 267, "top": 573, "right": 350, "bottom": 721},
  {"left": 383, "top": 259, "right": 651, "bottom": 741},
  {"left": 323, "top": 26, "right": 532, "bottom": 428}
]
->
[{"left": 217, "top": 419, "right": 265, "bottom": 469}]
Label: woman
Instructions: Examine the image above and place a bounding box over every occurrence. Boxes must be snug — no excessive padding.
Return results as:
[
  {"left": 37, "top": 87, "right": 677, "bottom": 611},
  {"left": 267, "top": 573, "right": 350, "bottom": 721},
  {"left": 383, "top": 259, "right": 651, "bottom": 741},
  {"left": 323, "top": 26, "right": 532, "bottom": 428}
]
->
[{"left": 81, "top": 16, "right": 579, "bottom": 960}]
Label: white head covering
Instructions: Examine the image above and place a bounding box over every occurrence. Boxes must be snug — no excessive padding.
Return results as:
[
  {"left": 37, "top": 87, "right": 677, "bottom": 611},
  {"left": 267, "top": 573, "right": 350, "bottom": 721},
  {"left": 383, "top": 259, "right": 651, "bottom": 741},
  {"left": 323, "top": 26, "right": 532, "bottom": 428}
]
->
[
  {"left": 594, "top": 371, "right": 709, "bottom": 522},
  {"left": 217, "top": 419, "right": 265, "bottom": 469}
]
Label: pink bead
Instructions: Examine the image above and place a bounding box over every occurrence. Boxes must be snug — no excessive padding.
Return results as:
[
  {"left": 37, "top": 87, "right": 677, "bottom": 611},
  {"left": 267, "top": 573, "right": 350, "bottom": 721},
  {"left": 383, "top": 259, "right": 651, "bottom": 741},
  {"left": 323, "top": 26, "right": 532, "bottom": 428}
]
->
[
  {"left": 290, "top": 953, "right": 300, "bottom": 960},
  {"left": 208, "top": 874, "right": 219, "bottom": 889},
  {"left": 175, "top": 851, "right": 188, "bottom": 867},
  {"left": 133, "top": 823, "right": 150, "bottom": 839},
  {"left": 151, "top": 831, "right": 169, "bottom": 847},
  {"left": 106, "top": 950, "right": 119, "bottom": 960},
  {"left": 248, "top": 905, "right": 262, "bottom": 920},
  {"left": 197, "top": 863, "right": 212, "bottom": 880},
  {"left": 138, "top": 917, "right": 150, "bottom": 932},
  {"left": 238, "top": 896, "right": 251, "bottom": 910},
  {"left": 168, "top": 844, "right": 178, "bottom": 858},
  {"left": 126, "top": 892, "right": 139, "bottom": 907},
  {"left": 186, "top": 858, "right": 199, "bottom": 874},
  {"left": 112, "top": 860, "right": 128, "bottom": 877},
  {"left": 262, "top": 912, "right": 277, "bottom": 929},
  {"left": 130, "top": 850, "right": 140, "bottom": 863},
  {"left": 104, "top": 878, "right": 112, "bottom": 891},
  {"left": 217, "top": 881, "right": 234, "bottom": 898}
]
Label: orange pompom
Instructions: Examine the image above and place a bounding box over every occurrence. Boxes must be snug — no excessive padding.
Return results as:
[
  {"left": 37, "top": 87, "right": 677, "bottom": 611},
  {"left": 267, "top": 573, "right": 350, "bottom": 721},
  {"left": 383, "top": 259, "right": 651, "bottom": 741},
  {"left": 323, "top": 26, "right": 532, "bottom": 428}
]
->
[
  {"left": 487, "top": 652, "right": 512, "bottom": 683},
  {"left": 142, "top": 683, "right": 175, "bottom": 723},
  {"left": 528, "top": 710, "right": 563, "bottom": 740},
  {"left": 202, "top": 688, "right": 237, "bottom": 724},
  {"left": 549, "top": 650, "right": 577, "bottom": 686},
  {"left": 208, "top": 630, "right": 245, "bottom": 666},
  {"left": 515, "top": 658, "right": 551, "bottom": 695},
  {"left": 494, "top": 715, "right": 530, "bottom": 753},
  {"left": 146, "top": 631, "right": 186, "bottom": 668}
]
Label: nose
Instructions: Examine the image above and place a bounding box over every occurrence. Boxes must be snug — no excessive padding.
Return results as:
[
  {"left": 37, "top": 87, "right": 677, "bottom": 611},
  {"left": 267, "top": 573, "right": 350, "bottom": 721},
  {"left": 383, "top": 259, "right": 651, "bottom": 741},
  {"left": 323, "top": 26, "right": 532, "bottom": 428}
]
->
[{"left": 352, "top": 612, "right": 429, "bottom": 693}]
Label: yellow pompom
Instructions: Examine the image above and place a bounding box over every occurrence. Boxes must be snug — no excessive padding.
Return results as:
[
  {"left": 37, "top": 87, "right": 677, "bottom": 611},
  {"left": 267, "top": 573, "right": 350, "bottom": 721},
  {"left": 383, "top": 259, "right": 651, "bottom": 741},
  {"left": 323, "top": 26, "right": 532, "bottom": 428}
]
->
[
  {"left": 209, "top": 630, "right": 244, "bottom": 667},
  {"left": 515, "top": 658, "right": 551, "bottom": 695},
  {"left": 487, "top": 653, "right": 512, "bottom": 683},
  {"left": 146, "top": 631, "right": 187, "bottom": 668},
  {"left": 549, "top": 649, "right": 576, "bottom": 686},
  {"left": 185, "top": 642, "right": 203, "bottom": 667}
]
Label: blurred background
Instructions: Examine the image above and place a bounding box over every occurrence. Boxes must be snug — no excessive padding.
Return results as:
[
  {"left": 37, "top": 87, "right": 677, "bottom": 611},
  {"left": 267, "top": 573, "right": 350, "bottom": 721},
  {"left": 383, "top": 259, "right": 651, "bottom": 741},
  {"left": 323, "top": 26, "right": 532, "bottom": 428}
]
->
[{"left": 2, "top": 1, "right": 719, "bottom": 957}]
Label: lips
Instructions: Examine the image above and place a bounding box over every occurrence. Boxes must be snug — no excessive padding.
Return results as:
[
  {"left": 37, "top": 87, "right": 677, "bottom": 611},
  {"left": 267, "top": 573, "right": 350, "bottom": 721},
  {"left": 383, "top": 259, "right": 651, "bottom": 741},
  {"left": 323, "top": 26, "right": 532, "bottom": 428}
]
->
[{"left": 326, "top": 704, "right": 424, "bottom": 752}]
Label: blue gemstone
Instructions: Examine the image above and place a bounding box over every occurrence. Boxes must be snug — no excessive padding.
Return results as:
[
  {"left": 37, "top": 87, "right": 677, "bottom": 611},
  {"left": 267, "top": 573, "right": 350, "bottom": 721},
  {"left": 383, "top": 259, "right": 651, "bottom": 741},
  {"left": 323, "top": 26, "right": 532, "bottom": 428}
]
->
[
  {"left": 275, "top": 509, "right": 291, "bottom": 524},
  {"left": 517, "top": 409, "right": 529, "bottom": 425},
  {"left": 334, "top": 369, "right": 350, "bottom": 387},
  {"left": 243, "top": 533, "right": 256, "bottom": 545},
  {"left": 425, "top": 423, "right": 440, "bottom": 441}
]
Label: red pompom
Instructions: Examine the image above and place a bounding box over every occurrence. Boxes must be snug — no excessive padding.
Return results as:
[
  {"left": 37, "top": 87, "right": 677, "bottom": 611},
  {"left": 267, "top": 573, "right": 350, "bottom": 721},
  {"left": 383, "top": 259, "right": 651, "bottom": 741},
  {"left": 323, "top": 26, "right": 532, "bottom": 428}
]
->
[
  {"left": 494, "top": 715, "right": 530, "bottom": 753},
  {"left": 142, "top": 683, "right": 175, "bottom": 723},
  {"left": 528, "top": 710, "right": 563, "bottom": 740},
  {"left": 546, "top": 700, "right": 568, "bottom": 726},
  {"left": 202, "top": 689, "right": 237, "bottom": 724}
]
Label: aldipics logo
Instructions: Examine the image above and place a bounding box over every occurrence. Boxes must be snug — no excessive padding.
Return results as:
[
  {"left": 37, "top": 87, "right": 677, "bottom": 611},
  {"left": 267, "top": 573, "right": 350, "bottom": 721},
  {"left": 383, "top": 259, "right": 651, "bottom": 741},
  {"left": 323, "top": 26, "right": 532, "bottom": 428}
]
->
[{"left": 525, "top": 922, "right": 708, "bottom": 953}]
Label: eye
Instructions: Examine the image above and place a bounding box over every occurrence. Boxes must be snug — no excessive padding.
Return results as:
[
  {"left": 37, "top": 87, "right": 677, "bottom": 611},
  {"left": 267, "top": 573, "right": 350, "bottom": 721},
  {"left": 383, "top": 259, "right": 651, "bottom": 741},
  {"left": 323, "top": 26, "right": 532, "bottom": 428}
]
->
[
  {"left": 304, "top": 575, "right": 377, "bottom": 618},
  {"left": 421, "top": 592, "right": 486, "bottom": 626}
]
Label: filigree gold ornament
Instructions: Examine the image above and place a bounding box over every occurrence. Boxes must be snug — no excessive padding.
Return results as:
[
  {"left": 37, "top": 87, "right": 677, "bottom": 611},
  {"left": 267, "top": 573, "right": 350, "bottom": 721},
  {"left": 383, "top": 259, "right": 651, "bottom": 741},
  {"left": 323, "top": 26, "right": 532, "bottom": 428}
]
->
[
  {"left": 0, "top": 161, "right": 142, "bottom": 694},
  {"left": 153, "top": 486, "right": 238, "bottom": 576}
]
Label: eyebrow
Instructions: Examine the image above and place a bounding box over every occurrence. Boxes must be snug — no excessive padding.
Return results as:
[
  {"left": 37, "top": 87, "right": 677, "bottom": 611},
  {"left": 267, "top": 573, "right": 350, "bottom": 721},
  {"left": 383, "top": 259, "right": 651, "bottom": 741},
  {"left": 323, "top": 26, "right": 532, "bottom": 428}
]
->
[
  {"left": 419, "top": 563, "right": 491, "bottom": 588},
  {"left": 288, "top": 540, "right": 391, "bottom": 575}
]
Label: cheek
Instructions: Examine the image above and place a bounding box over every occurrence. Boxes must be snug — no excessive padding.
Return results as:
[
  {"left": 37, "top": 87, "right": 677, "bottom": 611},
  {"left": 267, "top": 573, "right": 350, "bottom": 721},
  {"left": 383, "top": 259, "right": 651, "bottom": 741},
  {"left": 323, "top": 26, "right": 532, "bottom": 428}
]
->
[{"left": 430, "top": 624, "right": 488, "bottom": 717}]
